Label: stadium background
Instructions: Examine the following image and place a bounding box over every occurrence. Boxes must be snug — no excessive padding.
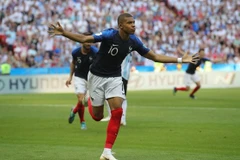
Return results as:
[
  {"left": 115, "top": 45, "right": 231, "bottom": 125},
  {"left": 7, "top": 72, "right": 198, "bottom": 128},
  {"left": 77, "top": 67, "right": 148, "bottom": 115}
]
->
[
  {"left": 0, "top": 0, "right": 239, "bottom": 72},
  {"left": 0, "top": 1, "right": 240, "bottom": 160}
]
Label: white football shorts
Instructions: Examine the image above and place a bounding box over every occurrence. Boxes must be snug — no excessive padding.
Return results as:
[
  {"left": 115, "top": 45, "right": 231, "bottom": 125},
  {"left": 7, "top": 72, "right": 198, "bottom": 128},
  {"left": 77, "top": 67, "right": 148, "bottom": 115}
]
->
[
  {"left": 88, "top": 71, "right": 126, "bottom": 106},
  {"left": 74, "top": 76, "right": 88, "bottom": 94},
  {"left": 184, "top": 73, "right": 201, "bottom": 86}
]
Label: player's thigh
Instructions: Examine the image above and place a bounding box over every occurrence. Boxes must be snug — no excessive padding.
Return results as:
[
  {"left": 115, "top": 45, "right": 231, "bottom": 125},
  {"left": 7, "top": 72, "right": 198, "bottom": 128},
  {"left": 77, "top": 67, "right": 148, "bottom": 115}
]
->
[
  {"left": 107, "top": 97, "right": 124, "bottom": 110},
  {"left": 191, "top": 73, "right": 201, "bottom": 83},
  {"left": 184, "top": 73, "right": 192, "bottom": 86},
  {"left": 105, "top": 76, "right": 125, "bottom": 109},
  {"left": 74, "top": 76, "right": 87, "bottom": 95},
  {"left": 88, "top": 72, "right": 105, "bottom": 106}
]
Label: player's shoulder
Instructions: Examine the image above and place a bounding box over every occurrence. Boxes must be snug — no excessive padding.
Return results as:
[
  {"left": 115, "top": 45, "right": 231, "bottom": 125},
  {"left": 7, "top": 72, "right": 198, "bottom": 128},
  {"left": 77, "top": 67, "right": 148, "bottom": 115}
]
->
[
  {"left": 90, "top": 46, "right": 99, "bottom": 53},
  {"left": 103, "top": 28, "right": 118, "bottom": 33},
  {"left": 72, "top": 47, "right": 81, "bottom": 55},
  {"left": 129, "top": 34, "right": 142, "bottom": 43},
  {"left": 94, "top": 28, "right": 118, "bottom": 39},
  {"left": 102, "top": 28, "right": 118, "bottom": 36}
]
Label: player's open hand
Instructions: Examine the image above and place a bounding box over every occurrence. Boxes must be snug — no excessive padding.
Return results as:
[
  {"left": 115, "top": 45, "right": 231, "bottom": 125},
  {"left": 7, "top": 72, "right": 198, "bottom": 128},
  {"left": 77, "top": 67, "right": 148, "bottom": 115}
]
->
[
  {"left": 182, "top": 52, "right": 199, "bottom": 64},
  {"left": 65, "top": 78, "right": 72, "bottom": 87},
  {"left": 48, "top": 22, "right": 64, "bottom": 37}
]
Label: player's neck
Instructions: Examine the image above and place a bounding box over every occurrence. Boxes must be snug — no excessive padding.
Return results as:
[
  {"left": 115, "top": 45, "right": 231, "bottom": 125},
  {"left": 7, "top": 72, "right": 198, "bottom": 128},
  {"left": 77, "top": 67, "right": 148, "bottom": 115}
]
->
[
  {"left": 81, "top": 47, "right": 89, "bottom": 55},
  {"left": 119, "top": 30, "right": 130, "bottom": 41}
]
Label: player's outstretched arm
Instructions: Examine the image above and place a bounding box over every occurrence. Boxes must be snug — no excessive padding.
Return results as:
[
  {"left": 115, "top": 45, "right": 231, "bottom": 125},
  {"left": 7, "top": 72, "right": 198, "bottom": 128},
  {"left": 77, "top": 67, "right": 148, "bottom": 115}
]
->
[
  {"left": 143, "top": 50, "right": 199, "bottom": 64},
  {"left": 48, "top": 22, "right": 95, "bottom": 43}
]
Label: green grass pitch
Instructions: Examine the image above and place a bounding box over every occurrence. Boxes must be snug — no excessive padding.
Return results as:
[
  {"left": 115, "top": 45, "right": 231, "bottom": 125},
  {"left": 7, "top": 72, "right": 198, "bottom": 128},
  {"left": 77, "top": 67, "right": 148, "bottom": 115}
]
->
[{"left": 0, "top": 88, "right": 240, "bottom": 160}]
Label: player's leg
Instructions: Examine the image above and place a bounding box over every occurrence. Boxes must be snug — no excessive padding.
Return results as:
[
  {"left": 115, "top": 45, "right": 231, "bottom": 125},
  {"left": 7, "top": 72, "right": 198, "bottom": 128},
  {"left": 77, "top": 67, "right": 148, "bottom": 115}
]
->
[
  {"left": 99, "top": 77, "right": 124, "bottom": 160},
  {"left": 101, "top": 77, "right": 128, "bottom": 125},
  {"left": 121, "top": 77, "right": 128, "bottom": 126},
  {"left": 87, "top": 72, "right": 105, "bottom": 121},
  {"left": 189, "top": 82, "right": 201, "bottom": 99},
  {"left": 88, "top": 72, "right": 123, "bottom": 160},
  {"left": 100, "top": 101, "right": 111, "bottom": 122},
  {"left": 189, "top": 73, "right": 201, "bottom": 99},
  {"left": 76, "top": 94, "right": 87, "bottom": 129},
  {"left": 174, "top": 73, "right": 191, "bottom": 95},
  {"left": 121, "top": 100, "right": 127, "bottom": 126},
  {"left": 69, "top": 77, "right": 87, "bottom": 126},
  {"left": 100, "top": 97, "right": 123, "bottom": 160}
]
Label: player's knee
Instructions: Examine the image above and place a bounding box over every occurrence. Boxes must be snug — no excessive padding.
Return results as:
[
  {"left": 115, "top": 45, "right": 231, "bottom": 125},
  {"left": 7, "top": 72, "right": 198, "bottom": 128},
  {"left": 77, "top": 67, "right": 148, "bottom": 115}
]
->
[
  {"left": 197, "top": 84, "right": 201, "bottom": 88},
  {"left": 91, "top": 111, "right": 104, "bottom": 121},
  {"left": 92, "top": 114, "right": 103, "bottom": 121},
  {"left": 78, "top": 98, "right": 84, "bottom": 104}
]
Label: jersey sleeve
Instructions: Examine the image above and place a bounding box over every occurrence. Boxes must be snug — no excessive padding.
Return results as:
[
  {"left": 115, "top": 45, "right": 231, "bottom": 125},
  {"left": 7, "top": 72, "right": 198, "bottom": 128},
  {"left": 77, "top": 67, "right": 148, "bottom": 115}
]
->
[
  {"left": 134, "top": 36, "right": 150, "bottom": 56},
  {"left": 93, "top": 28, "right": 114, "bottom": 43},
  {"left": 91, "top": 46, "right": 99, "bottom": 55},
  {"left": 72, "top": 48, "right": 79, "bottom": 57}
]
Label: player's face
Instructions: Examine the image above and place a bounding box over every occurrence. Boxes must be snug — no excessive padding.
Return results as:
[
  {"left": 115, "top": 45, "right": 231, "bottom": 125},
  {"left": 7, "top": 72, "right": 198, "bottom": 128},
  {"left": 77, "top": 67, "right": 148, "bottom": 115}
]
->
[
  {"left": 199, "top": 50, "right": 205, "bottom": 58},
  {"left": 122, "top": 17, "right": 135, "bottom": 34},
  {"left": 83, "top": 42, "right": 91, "bottom": 50}
]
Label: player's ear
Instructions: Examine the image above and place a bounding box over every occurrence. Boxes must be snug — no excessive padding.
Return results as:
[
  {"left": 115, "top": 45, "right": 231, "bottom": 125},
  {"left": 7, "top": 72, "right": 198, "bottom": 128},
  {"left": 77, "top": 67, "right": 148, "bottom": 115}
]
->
[{"left": 118, "top": 23, "right": 123, "bottom": 29}]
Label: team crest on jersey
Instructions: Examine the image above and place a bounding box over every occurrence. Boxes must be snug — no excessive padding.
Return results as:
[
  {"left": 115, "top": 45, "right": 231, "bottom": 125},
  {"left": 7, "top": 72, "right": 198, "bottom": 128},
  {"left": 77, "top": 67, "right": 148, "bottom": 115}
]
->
[
  {"left": 129, "top": 46, "right": 132, "bottom": 53},
  {"left": 89, "top": 56, "right": 93, "bottom": 61}
]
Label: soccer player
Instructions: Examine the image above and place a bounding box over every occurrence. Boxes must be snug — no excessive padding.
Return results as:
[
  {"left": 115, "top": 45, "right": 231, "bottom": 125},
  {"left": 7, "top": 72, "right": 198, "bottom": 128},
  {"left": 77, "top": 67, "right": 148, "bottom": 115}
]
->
[
  {"left": 101, "top": 53, "right": 133, "bottom": 126},
  {"left": 48, "top": 13, "right": 199, "bottom": 160},
  {"left": 173, "top": 49, "right": 220, "bottom": 99},
  {"left": 65, "top": 35, "right": 98, "bottom": 130}
]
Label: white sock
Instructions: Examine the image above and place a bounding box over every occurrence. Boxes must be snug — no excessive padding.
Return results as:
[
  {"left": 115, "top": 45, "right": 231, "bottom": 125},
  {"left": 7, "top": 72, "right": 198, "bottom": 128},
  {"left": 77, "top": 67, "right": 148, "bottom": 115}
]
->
[
  {"left": 121, "top": 99, "right": 127, "bottom": 123},
  {"left": 103, "top": 148, "right": 112, "bottom": 155}
]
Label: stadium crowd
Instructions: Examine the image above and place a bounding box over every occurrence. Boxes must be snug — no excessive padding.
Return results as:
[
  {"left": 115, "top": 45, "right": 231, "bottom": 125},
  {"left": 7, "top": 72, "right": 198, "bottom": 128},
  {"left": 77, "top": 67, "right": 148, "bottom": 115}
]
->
[{"left": 0, "top": 0, "right": 240, "bottom": 69}]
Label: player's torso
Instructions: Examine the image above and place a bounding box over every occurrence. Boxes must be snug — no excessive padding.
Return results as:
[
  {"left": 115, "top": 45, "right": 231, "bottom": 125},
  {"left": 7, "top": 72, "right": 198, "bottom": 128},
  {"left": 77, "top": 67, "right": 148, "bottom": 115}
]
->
[
  {"left": 91, "top": 32, "right": 135, "bottom": 77},
  {"left": 186, "top": 59, "right": 202, "bottom": 74},
  {"left": 100, "top": 34, "right": 134, "bottom": 64},
  {"left": 73, "top": 47, "right": 96, "bottom": 79}
]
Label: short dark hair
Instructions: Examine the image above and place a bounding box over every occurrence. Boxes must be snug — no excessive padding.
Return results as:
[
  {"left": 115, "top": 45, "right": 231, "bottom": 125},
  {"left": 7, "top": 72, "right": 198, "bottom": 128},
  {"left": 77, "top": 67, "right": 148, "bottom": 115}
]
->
[
  {"left": 117, "top": 13, "right": 133, "bottom": 25},
  {"left": 199, "top": 48, "right": 204, "bottom": 52}
]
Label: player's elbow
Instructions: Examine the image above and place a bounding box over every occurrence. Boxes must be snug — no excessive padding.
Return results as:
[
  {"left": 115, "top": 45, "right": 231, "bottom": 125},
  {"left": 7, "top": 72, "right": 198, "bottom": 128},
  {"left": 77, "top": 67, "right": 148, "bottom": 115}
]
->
[
  {"left": 80, "top": 35, "right": 94, "bottom": 43},
  {"left": 75, "top": 36, "right": 86, "bottom": 43}
]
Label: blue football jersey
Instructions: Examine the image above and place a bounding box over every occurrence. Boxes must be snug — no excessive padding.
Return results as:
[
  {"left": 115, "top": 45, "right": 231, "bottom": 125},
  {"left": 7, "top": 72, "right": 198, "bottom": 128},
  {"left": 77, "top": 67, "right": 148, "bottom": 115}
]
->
[
  {"left": 72, "top": 46, "right": 98, "bottom": 80},
  {"left": 91, "top": 28, "right": 150, "bottom": 77},
  {"left": 186, "top": 57, "right": 210, "bottom": 74}
]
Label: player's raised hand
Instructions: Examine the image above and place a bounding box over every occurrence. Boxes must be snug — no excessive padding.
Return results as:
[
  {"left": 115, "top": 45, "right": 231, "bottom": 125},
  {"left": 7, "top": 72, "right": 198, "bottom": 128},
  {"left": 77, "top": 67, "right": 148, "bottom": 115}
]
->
[
  {"left": 182, "top": 51, "right": 199, "bottom": 64},
  {"left": 65, "top": 77, "right": 72, "bottom": 87},
  {"left": 48, "top": 22, "right": 64, "bottom": 37}
]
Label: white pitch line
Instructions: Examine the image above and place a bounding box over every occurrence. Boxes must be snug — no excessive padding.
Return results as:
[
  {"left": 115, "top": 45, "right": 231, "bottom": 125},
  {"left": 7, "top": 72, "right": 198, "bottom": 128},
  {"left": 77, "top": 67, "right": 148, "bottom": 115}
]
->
[{"left": 0, "top": 104, "right": 239, "bottom": 111}]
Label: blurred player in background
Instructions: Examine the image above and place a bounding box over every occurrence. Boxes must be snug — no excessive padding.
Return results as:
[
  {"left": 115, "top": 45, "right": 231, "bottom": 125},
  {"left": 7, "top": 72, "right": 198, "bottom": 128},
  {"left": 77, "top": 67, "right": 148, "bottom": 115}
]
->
[
  {"left": 101, "top": 53, "right": 133, "bottom": 126},
  {"left": 49, "top": 13, "right": 199, "bottom": 160},
  {"left": 65, "top": 33, "right": 98, "bottom": 129},
  {"left": 173, "top": 49, "right": 222, "bottom": 99}
]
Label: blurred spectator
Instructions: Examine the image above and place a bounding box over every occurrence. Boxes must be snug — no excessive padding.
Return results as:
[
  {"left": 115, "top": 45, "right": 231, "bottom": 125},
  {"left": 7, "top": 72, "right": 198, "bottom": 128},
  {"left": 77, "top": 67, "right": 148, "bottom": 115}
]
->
[
  {"left": 0, "top": 0, "right": 239, "bottom": 70},
  {"left": 0, "top": 57, "right": 11, "bottom": 75}
]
